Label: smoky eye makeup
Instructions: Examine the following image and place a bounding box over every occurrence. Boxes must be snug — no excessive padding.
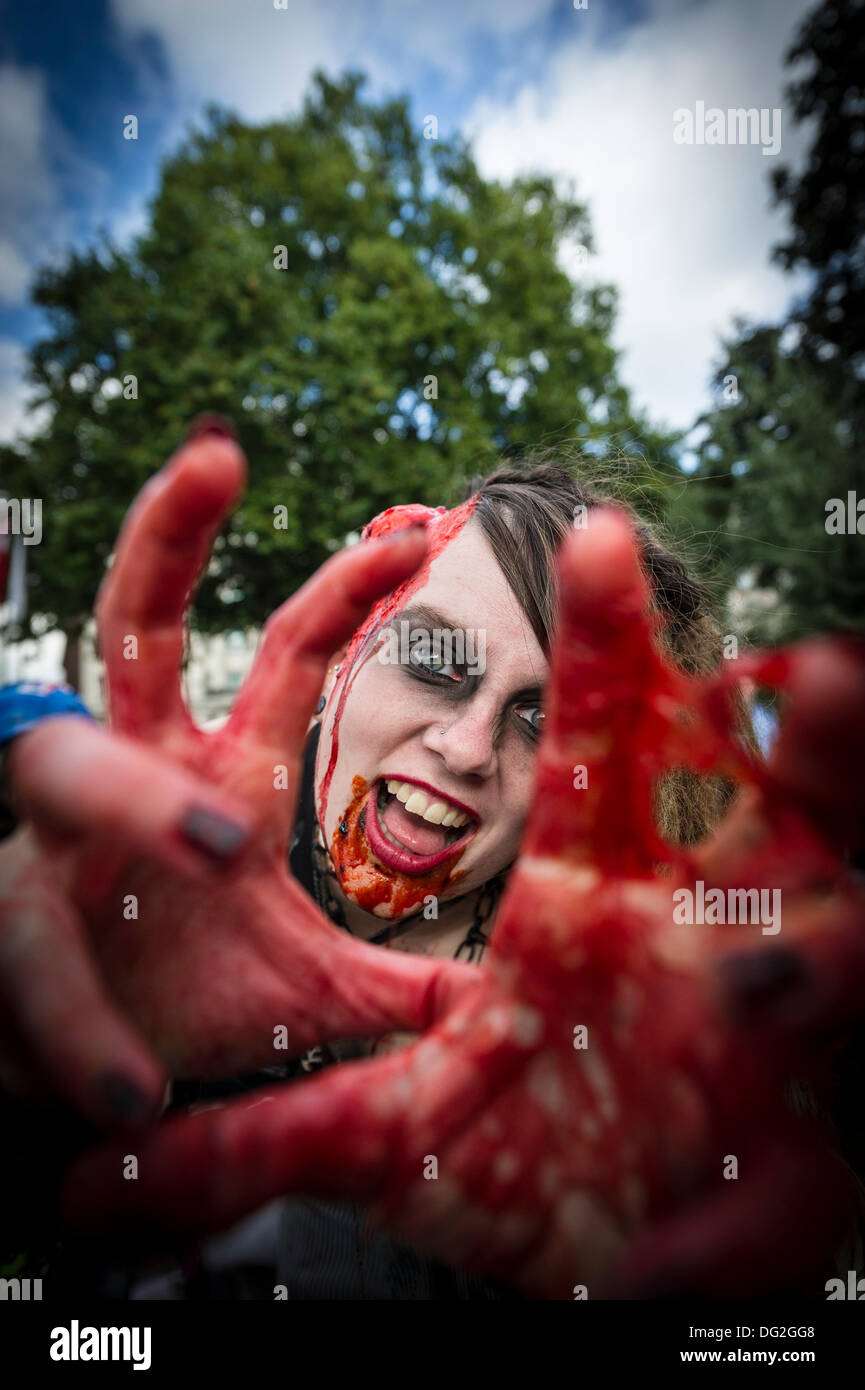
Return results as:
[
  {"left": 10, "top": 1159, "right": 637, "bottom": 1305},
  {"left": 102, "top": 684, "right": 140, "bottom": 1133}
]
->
[
  {"left": 385, "top": 604, "right": 479, "bottom": 696},
  {"left": 407, "top": 637, "right": 463, "bottom": 683},
  {"left": 386, "top": 604, "right": 546, "bottom": 737},
  {"left": 513, "top": 702, "right": 545, "bottom": 739},
  {"left": 402, "top": 638, "right": 477, "bottom": 698}
]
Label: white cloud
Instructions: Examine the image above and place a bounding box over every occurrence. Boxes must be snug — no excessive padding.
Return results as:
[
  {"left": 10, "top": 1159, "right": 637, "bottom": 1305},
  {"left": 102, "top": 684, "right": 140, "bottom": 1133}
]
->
[
  {"left": 371, "top": 0, "right": 558, "bottom": 84},
  {"left": 0, "top": 63, "right": 61, "bottom": 309},
  {"left": 107, "top": 197, "right": 150, "bottom": 253},
  {"left": 0, "top": 64, "right": 56, "bottom": 223},
  {"left": 0, "top": 61, "right": 112, "bottom": 286},
  {"left": 0, "top": 337, "right": 52, "bottom": 445},
  {"left": 0, "top": 240, "right": 32, "bottom": 304},
  {"left": 109, "top": 0, "right": 360, "bottom": 126},
  {"left": 464, "top": 0, "right": 816, "bottom": 433},
  {"left": 109, "top": 0, "right": 559, "bottom": 124},
  {"left": 0, "top": 67, "right": 62, "bottom": 440}
]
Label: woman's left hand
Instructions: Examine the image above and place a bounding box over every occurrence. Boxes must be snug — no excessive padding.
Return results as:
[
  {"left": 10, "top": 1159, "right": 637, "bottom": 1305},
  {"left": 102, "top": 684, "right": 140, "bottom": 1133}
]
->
[{"left": 61, "top": 512, "right": 865, "bottom": 1298}]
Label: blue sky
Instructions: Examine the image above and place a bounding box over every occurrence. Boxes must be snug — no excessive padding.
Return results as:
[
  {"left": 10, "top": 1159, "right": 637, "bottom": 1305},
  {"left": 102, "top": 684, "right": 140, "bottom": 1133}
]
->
[{"left": 0, "top": 0, "right": 815, "bottom": 449}]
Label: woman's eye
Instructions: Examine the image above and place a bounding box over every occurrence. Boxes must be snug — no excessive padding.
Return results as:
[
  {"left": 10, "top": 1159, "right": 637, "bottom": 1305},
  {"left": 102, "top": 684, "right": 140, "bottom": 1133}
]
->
[
  {"left": 407, "top": 639, "right": 461, "bottom": 682},
  {"left": 515, "top": 703, "right": 544, "bottom": 737}
]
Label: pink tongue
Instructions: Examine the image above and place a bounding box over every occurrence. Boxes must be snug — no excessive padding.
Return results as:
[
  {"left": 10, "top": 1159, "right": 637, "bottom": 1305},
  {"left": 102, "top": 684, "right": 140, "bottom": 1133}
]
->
[{"left": 381, "top": 795, "right": 449, "bottom": 856}]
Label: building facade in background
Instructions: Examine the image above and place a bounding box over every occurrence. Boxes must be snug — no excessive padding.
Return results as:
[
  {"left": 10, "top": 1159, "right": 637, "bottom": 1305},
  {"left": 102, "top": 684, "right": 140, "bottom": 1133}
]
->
[{"left": 0, "top": 625, "right": 259, "bottom": 726}]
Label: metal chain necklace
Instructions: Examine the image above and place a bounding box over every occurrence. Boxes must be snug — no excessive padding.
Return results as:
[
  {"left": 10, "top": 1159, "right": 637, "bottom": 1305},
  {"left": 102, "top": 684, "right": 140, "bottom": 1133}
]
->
[{"left": 309, "top": 820, "right": 503, "bottom": 962}]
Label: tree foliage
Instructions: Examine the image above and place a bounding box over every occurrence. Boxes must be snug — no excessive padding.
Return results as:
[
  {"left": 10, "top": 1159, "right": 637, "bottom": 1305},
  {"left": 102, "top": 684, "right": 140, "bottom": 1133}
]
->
[
  {"left": 771, "top": 0, "right": 865, "bottom": 383},
  {"left": 678, "top": 0, "right": 865, "bottom": 641},
  {"left": 2, "top": 71, "right": 674, "bottom": 649},
  {"left": 681, "top": 321, "right": 862, "bottom": 642}
]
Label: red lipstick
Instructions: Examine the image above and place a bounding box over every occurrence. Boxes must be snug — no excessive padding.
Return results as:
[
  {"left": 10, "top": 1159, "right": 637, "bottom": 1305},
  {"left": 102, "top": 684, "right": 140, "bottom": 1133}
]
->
[{"left": 365, "top": 782, "right": 477, "bottom": 877}]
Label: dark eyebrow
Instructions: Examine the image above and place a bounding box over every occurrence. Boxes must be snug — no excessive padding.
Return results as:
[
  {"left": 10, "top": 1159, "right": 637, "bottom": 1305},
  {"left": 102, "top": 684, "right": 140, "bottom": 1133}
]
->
[
  {"left": 390, "top": 603, "right": 467, "bottom": 634},
  {"left": 511, "top": 684, "right": 544, "bottom": 704}
]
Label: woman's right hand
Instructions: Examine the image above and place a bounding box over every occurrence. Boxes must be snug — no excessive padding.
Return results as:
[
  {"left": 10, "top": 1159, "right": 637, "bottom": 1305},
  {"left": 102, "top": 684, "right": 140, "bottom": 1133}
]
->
[{"left": 0, "top": 425, "right": 479, "bottom": 1133}]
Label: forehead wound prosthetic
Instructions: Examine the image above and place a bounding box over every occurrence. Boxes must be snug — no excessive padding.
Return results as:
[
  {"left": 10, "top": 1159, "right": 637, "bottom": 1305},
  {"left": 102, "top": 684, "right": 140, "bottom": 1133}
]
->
[{"left": 318, "top": 498, "right": 480, "bottom": 919}]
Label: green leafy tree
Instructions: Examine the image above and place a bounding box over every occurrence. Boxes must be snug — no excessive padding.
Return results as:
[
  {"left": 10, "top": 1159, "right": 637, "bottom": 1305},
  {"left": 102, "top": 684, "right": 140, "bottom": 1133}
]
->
[
  {"left": 675, "top": 0, "right": 865, "bottom": 641},
  {"left": 771, "top": 0, "right": 865, "bottom": 397},
  {"left": 1, "top": 71, "right": 674, "bottom": 679},
  {"left": 680, "top": 321, "right": 863, "bottom": 642}
]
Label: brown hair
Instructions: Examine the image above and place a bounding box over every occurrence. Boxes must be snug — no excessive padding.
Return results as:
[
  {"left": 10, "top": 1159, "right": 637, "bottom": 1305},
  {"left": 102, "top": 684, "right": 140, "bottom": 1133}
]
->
[{"left": 469, "top": 458, "right": 748, "bottom": 847}]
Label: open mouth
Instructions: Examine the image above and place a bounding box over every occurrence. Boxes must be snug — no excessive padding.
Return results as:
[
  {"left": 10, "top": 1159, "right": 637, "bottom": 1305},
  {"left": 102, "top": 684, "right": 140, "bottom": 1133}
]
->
[{"left": 364, "top": 777, "right": 479, "bottom": 876}]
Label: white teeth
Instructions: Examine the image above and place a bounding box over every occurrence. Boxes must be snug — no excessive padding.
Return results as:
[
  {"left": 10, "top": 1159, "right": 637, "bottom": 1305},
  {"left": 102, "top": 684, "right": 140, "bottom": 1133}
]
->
[{"left": 383, "top": 779, "right": 473, "bottom": 831}]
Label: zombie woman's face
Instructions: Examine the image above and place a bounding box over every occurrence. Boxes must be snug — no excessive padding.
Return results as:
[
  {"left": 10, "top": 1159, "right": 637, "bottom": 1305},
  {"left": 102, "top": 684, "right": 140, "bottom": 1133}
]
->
[{"left": 315, "top": 516, "right": 549, "bottom": 919}]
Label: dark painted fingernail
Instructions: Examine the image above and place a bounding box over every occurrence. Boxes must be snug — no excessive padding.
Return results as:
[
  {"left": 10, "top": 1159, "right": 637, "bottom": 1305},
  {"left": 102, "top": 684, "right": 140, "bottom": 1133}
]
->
[
  {"left": 718, "top": 948, "right": 807, "bottom": 1019},
  {"left": 98, "top": 1073, "right": 160, "bottom": 1130},
  {"left": 179, "top": 806, "right": 250, "bottom": 863},
  {"left": 316, "top": 695, "right": 326, "bottom": 713},
  {"left": 184, "top": 412, "right": 238, "bottom": 443}
]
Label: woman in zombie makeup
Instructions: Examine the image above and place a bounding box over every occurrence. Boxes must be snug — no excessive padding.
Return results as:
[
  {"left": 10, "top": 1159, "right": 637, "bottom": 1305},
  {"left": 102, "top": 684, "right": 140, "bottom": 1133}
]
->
[
  {"left": 300, "top": 468, "right": 734, "bottom": 983},
  {"left": 1, "top": 422, "right": 864, "bottom": 1301},
  {"left": 219, "top": 465, "right": 753, "bottom": 1299}
]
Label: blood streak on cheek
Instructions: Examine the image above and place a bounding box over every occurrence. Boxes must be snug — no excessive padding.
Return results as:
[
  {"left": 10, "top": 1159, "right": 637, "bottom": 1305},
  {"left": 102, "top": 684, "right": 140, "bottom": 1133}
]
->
[
  {"left": 316, "top": 496, "right": 479, "bottom": 834},
  {"left": 331, "top": 776, "right": 467, "bottom": 922}
]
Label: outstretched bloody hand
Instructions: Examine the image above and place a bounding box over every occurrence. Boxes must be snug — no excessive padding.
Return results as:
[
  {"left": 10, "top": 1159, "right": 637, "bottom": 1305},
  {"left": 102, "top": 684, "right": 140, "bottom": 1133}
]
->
[
  {"left": 0, "top": 427, "right": 478, "bottom": 1127},
  {"left": 63, "top": 510, "right": 865, "bottom": 1298}
]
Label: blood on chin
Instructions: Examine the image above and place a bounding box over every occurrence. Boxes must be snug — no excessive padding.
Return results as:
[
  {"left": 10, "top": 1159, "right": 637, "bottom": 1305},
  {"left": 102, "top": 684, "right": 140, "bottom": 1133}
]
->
[{"left": 330, "top": 775, "right": 468, "bottom": 921}]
